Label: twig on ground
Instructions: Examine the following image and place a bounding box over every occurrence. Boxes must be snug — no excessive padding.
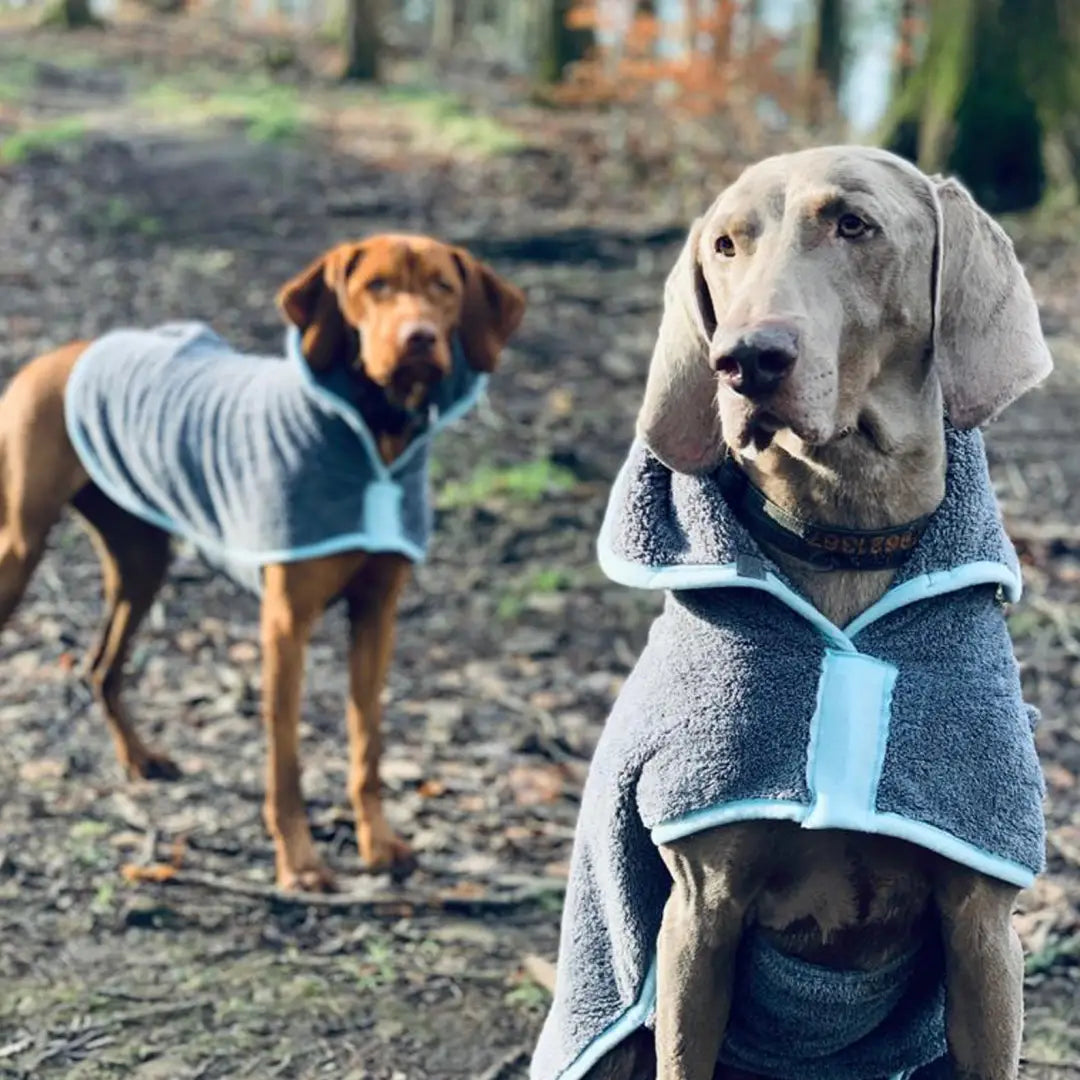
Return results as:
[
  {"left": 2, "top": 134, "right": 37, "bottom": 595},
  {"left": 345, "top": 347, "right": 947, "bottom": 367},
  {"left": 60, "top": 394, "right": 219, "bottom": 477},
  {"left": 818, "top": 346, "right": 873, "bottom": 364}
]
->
[
  {"left": 138, "top": 867, "right": 565, "bottom": 917},
  {"left": 1006, "top": 521, "right": 1080, "bottom": 548},
  {"left": 1028, "top": 596, "right": 1080, "bottom": 658},
  {"left": 477, "top": 1045, "right": 530, "bottom": 1080},
  {"left": 522, "top": 953, "right": 557, "bottom": 994},
  {"left": 17, "top": 1000, "right": 210, "bottom": 1074}
]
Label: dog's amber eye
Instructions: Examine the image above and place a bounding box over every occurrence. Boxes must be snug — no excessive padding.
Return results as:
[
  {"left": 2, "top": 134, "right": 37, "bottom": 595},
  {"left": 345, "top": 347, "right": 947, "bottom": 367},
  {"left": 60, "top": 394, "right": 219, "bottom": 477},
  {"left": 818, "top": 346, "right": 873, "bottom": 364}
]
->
[
  {"left": 715, "top": 235, "right": 736, "bottom": 257},
  {"left": 366, "top": 277, "right": 393, "bottom": 296},
  {"left": 432, "top": 277, "right": 455, "bottom": 294},
  {"left": 836, "top": 213, "right": 870, "bottom": 239}
]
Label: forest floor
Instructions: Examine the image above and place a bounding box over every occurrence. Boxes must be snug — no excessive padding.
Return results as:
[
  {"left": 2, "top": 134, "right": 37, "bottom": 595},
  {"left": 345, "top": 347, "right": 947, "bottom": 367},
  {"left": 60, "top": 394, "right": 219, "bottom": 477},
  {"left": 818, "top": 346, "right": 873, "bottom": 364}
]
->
[{"left": 0, "top": 11, "right": 1078, "bottom": 1079}]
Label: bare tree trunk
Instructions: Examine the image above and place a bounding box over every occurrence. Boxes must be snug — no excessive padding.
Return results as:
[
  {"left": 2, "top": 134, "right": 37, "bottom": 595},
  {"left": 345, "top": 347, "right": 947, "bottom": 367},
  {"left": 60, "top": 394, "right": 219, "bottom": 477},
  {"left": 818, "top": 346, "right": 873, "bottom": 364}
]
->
[
  {"left": 432, "top": 0, "right": 466, "bottom": 56},
  {"left": 683, "top": 0, "right": 700, "bottom": 58},
  {"left": 499, "top": 0, "right": 532, "bottom": 70},
  {"left": 343, "top": 0, "right": 380, "bottom": 80},
  {"left": 536, "top": 0, "right": 594, "bottom": 84},
  {"left": 712, "top": 0, "right": 734, "bottom": 63},
  {"left": 801, "top": 0, "right": 844, "bottom": 121},
  {"left": 745, "top": 0, "right": 762, "bottom": 53}
]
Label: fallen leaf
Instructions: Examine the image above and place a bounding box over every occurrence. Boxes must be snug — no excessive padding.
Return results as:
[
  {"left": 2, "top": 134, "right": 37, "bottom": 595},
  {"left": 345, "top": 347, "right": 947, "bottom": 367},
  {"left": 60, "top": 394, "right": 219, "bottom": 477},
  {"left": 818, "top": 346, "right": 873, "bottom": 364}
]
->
[
  {"left": 1044, "top": 762, "right": 1076, "bottom": 791},
  {"left": 507, "top": 763, "right": 565, "bottom": 806},
  {"left": 19, "top": 758, "right": 67, "bottom": 782},
  {"left": 521, "top": 953, "right": 557, "bottom": 993},
  {"left": 443, "top": 880, "right": 486, "bottom": 899},
  {"left": 1049, "top": 824, "right": 1080, "bottom": 867},
  {"left": 121, "top": 863, "right": 178, "bottom": 884},
  {"left": 418, "top": 778, "right": 448, "bottom": 798}
]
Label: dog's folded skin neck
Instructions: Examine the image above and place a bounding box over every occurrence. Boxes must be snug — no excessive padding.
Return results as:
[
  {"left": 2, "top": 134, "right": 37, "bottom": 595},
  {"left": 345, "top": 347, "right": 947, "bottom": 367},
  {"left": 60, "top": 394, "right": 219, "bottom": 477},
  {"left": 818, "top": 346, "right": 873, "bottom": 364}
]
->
[
  {"left": 730, "top": 373, "right": 947, "bottom": 627},
  {"left": 298, "top": 322, "right": 431, "bottom": 466},
  {"left": 347, "top": 350, "right": 431, "bottom": 464}
]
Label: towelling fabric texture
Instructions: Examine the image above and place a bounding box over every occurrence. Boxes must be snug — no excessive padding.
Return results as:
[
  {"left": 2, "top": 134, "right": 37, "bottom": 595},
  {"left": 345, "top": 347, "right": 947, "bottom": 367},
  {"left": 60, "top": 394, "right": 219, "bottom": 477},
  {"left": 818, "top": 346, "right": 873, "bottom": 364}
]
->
[
  {"left": 64, "top": 321, "right": 486, "bottom": 594},
  {"left": 531, "top": 427, "right": 1045, "bottom": 1080}
]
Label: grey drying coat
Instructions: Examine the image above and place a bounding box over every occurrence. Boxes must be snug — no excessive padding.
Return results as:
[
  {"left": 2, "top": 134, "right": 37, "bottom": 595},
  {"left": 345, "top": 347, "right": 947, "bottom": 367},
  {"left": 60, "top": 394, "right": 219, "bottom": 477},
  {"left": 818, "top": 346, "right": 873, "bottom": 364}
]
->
[
  {"left": 531, "top": 427, "right": 1045, "bottom": 1080},
  {"left": 64, "top": 321, "right": 485, "bottom": 594}
]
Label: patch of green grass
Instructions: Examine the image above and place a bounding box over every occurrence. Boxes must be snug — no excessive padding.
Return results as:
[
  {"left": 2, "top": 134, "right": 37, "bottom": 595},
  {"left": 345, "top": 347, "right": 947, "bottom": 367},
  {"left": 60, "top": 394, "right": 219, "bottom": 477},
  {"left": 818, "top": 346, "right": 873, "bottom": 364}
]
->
[
  {"left": 136, "top": 76, "right": 304, "bottom": 144},
  {"left": 382, "top": 86, "right": 525, "bottom": 156},
  {"left": 496, "top": 566, "right": 577, "bottom": 621},
  {"left": 97, "top": 195, "right": 161, "bottom": 238},
  {"left": 68, "top": 819, "right": 111, "bottom": 868},
  {"left": 350, "top": 935, "right": 398, "bottom": 991},
  {"left": 504, "top": 977, "right": 550, "bottom": 1013},
  {"left": 496, "top": 592, "right": 526, "bottom": 621},
  {"left": 0, "top": 117, "right": 87, "bottom": 164},
  {"left": 0, "top": 57, "right": 35, "bottom": 104},
  {"left": 1007, "top": 607, "right": 1043, "bottom": 639},
  {"left": 70, "top": 819, "right": 111, "bottom": 840},
  {"left": 438, "top": 459, "right": 577, "bottom": 510},
  {"left": 1025, "top": 932, "right": 1080, "bottom": 977},
  {"left": 526, "top": 567, "right": 575, "bottom": 593}
]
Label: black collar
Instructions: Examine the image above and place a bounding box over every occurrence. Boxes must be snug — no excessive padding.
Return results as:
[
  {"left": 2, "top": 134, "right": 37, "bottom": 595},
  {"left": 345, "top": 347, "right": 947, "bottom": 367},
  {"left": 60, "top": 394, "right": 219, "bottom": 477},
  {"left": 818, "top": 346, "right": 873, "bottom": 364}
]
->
[{"left": 717, "top": 458, "right": 931, "bottom": 572}]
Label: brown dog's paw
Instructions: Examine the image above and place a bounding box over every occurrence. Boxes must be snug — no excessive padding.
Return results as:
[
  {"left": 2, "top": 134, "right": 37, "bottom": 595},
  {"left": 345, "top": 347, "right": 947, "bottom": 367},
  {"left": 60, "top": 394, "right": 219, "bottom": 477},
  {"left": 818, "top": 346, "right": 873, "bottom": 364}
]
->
[
  {"left": 359, "top": 824, "right": 417, "bottom": 881},
  {"left": 277, "top": 860, "right": 337, "bottom": 894},
  {"left": 125, "top": 750, "right": 182, "bottom": 782}
]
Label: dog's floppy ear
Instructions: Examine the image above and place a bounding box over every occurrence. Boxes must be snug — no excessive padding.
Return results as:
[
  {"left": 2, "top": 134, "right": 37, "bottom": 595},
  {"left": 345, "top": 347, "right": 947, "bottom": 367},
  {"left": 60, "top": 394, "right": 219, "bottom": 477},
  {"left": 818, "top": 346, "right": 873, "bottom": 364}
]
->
[
  {"left": 450, "top": 249, "right": 526, "bottom": 372},
  {"left": 932, "top": 177, "right": 1052, "bottom": 428},
  {"left": 636, "top": 216, "right": 723, "bottom": 474},
  {"left": 277, "top": 243, "right": 365, "bottom": 371}
]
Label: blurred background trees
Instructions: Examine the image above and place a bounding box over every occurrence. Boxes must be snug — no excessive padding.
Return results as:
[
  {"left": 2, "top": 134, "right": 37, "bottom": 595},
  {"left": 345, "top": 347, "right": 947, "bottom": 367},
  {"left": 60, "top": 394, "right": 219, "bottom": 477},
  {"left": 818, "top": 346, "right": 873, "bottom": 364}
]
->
[{"left": 18, "top": 0, "right": 1080, "bottom": 212}]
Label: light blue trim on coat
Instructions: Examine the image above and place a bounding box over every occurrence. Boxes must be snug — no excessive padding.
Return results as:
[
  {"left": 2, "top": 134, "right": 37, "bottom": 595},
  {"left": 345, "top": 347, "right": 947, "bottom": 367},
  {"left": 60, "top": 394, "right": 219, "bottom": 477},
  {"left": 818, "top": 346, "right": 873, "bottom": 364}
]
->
[
  {"left": 804, "top": 651, "right": 897, "bottom": 831},
  {"left": 548, "top": 961, "right": 658, "bottom": 1080},
  {"left": 845, "top": 561, "right": 1021, "bottom": 635},
  {"left": 64, "top": 327, "right": 485, "bottom": 570},
  {"left": 284, "top": 325, "right": 489, "bottom": 479}
]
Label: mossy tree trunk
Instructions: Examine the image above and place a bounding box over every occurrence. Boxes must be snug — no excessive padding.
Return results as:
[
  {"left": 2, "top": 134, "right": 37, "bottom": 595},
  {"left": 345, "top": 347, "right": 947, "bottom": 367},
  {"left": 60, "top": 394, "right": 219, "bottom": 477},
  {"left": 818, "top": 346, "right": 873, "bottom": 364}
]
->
[
  {"left": 343, "top": 0, "right": 380, "bottom": 81},
  {"left": 535, "top": 0, "right": 594, "bottom": 85},
  {"left": 41, "top": 0, "right": 103, "bottom": 29},
  {"left": 881, "top": 0, "right": 1056, "bottom": 213}
]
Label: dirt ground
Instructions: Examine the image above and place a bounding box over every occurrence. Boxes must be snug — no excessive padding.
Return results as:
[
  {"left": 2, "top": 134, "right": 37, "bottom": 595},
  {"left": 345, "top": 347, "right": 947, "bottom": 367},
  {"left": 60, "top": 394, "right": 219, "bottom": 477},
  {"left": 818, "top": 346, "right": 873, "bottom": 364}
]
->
[{"left": 0, "top": 14, "right": 1078, "bottom": 1080}]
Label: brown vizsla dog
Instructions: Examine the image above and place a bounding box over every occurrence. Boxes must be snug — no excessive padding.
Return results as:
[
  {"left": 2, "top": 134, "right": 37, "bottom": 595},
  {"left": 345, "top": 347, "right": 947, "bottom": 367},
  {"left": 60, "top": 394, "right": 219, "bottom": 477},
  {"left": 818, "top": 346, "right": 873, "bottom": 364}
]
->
[
  {"left": 572, "top": 147, "right": 1051, "bottom": 1080},
  {"left": 0, "top": 234, "right": 525, "bottom": 891}
]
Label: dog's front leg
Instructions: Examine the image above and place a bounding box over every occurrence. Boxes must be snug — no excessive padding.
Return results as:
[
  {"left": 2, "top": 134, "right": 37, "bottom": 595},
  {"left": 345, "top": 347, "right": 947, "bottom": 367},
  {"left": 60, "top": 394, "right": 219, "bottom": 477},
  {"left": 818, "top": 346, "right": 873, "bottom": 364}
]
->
[
  {"left": 934, "top": 863, "right": 1024, "bottom": 1080},
  {"left": 345, "top": 554, "right": 414, "bottom": 875},
  {"left": 656, "top": 826, "right": 767, "bottom": 1080},
  {"left": 260, "top": 565, "right": 335, "bottom": 892}
]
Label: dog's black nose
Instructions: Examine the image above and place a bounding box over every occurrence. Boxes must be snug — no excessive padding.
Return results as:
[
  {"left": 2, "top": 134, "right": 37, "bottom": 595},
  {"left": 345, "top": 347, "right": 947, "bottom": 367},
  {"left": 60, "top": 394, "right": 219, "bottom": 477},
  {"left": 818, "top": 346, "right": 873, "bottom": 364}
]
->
[
  {"left": 712, "top": 324, "right": 798, "bottom": 397},
  {"left": 403, "top": 325, "right": 438, "bottom": 353}
]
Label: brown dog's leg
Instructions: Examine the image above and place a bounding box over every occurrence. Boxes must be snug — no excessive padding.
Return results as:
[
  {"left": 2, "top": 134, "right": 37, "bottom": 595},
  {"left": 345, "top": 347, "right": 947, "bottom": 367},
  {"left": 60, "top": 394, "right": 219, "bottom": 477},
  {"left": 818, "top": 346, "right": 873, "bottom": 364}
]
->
[
  {"left": 261, "top": 563, "right": 331, "bottom": 892},
  {"left": 260, "top": 556, "right": 365, "bottom": 891},
  {"left": 344, "top": 553, "right": 414, "bottom": 875},
  {"left": 655, "top": 825, "right": 770, "bottom": 1080},
  {"left": 934, "top": 863, "right": 1023, "bottom": 1080},
  {"left": 71, "top": 485, "right": 176, "bottom": 781},
  {"left": 0, "top": 345, "right": 90, "bottom": 627}
]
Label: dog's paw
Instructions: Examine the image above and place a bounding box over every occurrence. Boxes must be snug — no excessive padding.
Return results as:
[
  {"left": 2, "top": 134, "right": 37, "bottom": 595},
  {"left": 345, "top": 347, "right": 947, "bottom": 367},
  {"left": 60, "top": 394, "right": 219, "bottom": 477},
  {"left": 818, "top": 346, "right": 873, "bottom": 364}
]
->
[
  {"left": 277, "top": 860, "right": 337, "bottom": 894},
  {"left": 359, "top": 825, "right": 417, "bottom": 881},
  {"left": 124, "top": 749, "right": 182, "bottom": 782}
]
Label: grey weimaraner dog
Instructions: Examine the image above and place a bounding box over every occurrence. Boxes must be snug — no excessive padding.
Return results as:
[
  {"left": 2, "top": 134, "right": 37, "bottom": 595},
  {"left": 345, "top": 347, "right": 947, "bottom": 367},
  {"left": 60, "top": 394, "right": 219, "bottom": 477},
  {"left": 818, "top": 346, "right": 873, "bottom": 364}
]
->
[{"left": 534, "top": 146, "right": 1051, "bottom": 1080}]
